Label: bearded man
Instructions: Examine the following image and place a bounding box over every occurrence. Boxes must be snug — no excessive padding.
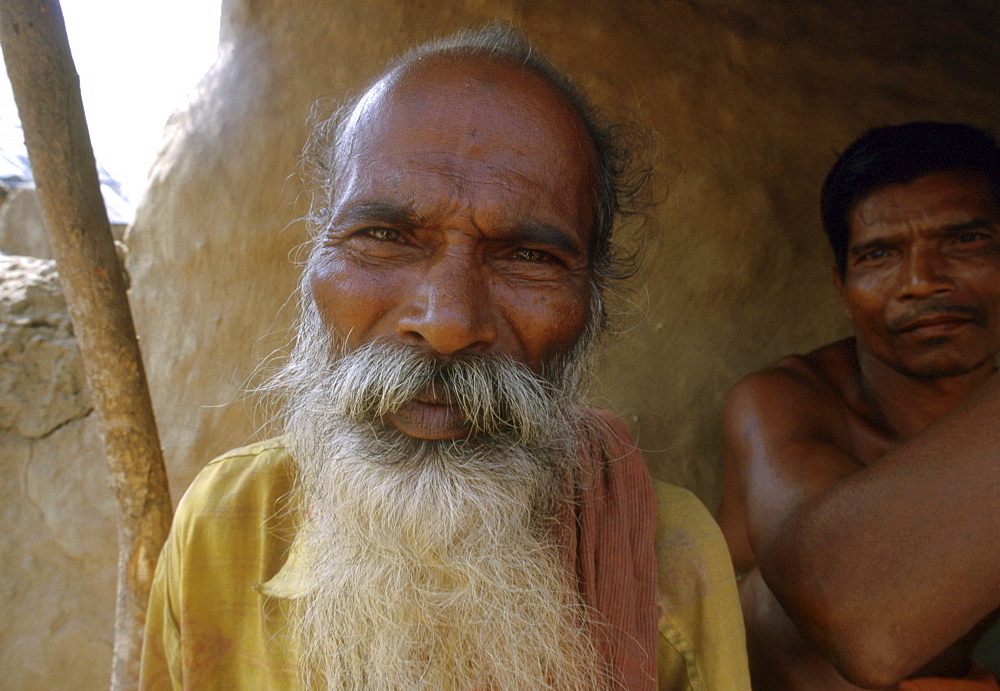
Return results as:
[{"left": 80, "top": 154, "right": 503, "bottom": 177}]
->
[{"left": 140, "top": 25, "right": 750, "bottom": 690}]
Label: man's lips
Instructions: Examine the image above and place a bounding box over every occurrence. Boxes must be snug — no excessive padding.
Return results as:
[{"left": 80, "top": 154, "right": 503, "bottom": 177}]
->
[
  {"left": 413, "top": 385, "right": 448, "bottom": 406},
  {"left": 386, "top": 384, "right": 468, "bottom": 440},
  {"left": 890, "top": 311, "right": 980, "bottom": 337}
]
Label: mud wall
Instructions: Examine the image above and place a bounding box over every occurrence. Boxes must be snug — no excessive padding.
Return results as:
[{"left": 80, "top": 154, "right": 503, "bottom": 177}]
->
[{"left": 126, "top": 0, "right": 1000, "bottom": 509}]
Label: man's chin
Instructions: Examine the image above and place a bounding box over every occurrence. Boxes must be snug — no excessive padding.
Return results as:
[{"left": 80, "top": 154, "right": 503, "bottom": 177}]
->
[{"left": 897, "top": 352, "right": 996, "bottom": 381}]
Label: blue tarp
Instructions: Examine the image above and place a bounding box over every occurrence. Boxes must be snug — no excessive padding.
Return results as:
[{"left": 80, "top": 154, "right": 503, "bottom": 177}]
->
[{"left": 0, "top": 115, "right": 134, "bottom": 224}]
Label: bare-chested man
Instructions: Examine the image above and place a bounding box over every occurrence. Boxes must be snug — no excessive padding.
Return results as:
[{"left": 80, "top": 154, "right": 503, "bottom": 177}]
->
[{"left": 719, "top": 122, "right": 1000, "bottom": 689}]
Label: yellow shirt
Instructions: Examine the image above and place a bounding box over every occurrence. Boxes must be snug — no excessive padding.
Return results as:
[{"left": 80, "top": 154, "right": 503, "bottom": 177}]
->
[{"left": 140, "top": 438, "right": 750, "bottom": 690}]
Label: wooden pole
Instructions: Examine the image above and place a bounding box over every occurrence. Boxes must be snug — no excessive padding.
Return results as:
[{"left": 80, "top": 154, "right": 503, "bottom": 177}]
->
[{"left": 0, "top": 1, "right": 173, "bottom": 688}]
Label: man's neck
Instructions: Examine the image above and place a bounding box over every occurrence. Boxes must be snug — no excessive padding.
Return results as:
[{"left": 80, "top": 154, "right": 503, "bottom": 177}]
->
[{"left": 853, "top": 341, "right": 996, "bottom": 441}]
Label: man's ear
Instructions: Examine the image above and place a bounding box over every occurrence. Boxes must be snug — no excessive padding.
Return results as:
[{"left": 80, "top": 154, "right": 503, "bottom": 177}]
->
[{"left": 832, "top": 266, "right": 853, "bottom": 321}]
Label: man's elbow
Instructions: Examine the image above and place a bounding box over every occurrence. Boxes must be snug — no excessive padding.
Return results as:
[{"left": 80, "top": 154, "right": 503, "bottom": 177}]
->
[
  {"left": 823, "top": 621, "right": 918, "bottom": 688},
  {"left": 772, "top": 583, "right": 915, "bottom": 688},
  {"left": 761, "top": 566, "right": 918, "bottom": 686}
]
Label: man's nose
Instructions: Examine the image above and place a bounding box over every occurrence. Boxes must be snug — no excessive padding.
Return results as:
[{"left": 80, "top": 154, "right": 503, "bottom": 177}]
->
[
  {"left": 897, "top": 246, "right": 953, "bottom": 300},
  {"left": 396, "top": 254, "right": 498, "bottom": 355}
]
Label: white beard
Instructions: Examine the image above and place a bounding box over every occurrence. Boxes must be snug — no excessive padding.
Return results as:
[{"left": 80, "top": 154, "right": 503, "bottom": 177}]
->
[{"left": 268, "top": 299, "right": 610, "bottom": 690}]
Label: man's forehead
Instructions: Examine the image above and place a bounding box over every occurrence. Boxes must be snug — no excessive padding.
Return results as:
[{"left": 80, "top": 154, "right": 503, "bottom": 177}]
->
[
  {"left": 330, "top": 54, "right": 599, "bottom": 242},
  {"left": 350, "top": 54, "right": 561, "bottom": 115},
  {"left": 851, "top": 170, "right": 997, "bottom": 227},
  {"left": 342, "top": 74, "right": 393, "bottom": 140},
  {"left": 340, "top": 55, "right": 596, "bottom": 168}
]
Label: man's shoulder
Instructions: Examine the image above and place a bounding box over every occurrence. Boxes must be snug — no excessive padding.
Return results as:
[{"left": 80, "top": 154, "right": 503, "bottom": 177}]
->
[
  {"left": 652, "top": 480, "right": 751, "bottom": 688},
  {"left": 724, "top": 338, "right": 859, "bottom": 436},
  {"left": 652, "top": 480, "right": 730, "bottom": 578},
  {"left": 192, "top": 436, "right": 294, "bottom": 491},
  {"left": 740, "top": 338, "right": 856, "bottom": 399},
  {"left": 172, "top": 436, "right": 297, "bottom": 536},
  {"left": 146, "top": 438, "right": 301, "bottom": 688},
  {"left": 203, "top": 436, "right": 294, "bottom": 468}
]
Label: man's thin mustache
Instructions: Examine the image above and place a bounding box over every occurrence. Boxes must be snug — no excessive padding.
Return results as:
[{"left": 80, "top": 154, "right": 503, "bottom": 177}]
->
[{"left": 887, "top": 302, "right": 987, "bottom": 334}]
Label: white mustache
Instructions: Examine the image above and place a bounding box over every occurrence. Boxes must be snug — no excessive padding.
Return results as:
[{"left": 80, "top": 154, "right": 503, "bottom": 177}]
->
[{"left": 321, "top": 341, "right": 567, "bottom": 447}]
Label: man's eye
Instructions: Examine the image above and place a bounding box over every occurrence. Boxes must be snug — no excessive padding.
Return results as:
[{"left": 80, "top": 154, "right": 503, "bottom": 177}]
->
[
  {"left": 858, "top": 247, "right": 889, "bottom": 263},
  {"left": 955, "top": 231, "right": 990, "bottom": 244},
  {"left": 364, "top": 227, "right": 404, "bottom": 242},
  {"left": 513, "top": 248, "right": 553, "bottom": 263}
]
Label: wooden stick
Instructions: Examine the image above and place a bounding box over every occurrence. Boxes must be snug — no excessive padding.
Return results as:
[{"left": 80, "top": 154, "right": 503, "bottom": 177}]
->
[{"left": 0, "top": 1, "right": 173, "bottom": 688}]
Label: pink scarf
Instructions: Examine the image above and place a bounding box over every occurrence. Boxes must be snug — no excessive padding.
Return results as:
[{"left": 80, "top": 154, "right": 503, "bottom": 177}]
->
[{"left": 560, "top": 409, "right": 658, "bottom": 690}]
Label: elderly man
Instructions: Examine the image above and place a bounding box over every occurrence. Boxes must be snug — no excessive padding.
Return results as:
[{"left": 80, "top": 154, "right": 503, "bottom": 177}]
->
[
  {"left": 718, "top": 122, "right": 1000, "bottom": 689},
  {"left": 140, "top": 25, "right": 749, "bottom": 690}
]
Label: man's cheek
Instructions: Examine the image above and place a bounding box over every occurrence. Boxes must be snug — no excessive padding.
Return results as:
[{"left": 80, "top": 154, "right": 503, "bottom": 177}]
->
[
  {"left": 310, "top": 258, "right": 390, "bottom": 337},
  {"left": 528, "top": 299, "right": 590, "bottom": 363}
]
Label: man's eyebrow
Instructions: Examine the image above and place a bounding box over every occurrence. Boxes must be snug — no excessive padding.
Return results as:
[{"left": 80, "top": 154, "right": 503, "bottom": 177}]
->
[
  {"left": 942, "top": 218, "right": 996, "bottom": 233},
  {"left": 334, "top": 200, "right": 422, "bottom": 228},
  {"left": 507, "top": 222, "right": 586, "bottom": 257},
  {"left": 850, "top": 219, "right": 998, "bottom": 256}
]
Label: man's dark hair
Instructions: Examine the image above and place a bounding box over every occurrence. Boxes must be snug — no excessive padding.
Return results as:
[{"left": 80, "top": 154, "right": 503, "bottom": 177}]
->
[
  {"left": 302, "top": 23, "right": 651, "bottom": 299},
  {"left": 820, "top": 121, "right": 1000, "bottom": 277}
]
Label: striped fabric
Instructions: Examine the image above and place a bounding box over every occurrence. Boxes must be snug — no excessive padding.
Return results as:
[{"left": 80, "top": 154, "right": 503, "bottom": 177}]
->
[{"left": 565, "top": 408, "right": 658, "bottom": 690}]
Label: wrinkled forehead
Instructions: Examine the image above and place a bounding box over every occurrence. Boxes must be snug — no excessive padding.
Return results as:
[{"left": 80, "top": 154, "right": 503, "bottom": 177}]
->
[
  {"left": 339, "top": 55, "right": 599, "bottom": 195},
  {"left": 850, "top": 169, "right": 999, "bottom": 233}
]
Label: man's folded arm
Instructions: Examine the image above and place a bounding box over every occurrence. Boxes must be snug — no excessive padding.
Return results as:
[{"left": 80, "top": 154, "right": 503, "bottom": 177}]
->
[{"left": 727, "top": 368, "right": 1000, "bottom": 686}]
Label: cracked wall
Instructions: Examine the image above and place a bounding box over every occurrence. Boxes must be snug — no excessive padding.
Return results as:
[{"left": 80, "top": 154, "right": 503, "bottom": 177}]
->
[{"left": 0, "top": 255, "right": 117, "bottom": 689}]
